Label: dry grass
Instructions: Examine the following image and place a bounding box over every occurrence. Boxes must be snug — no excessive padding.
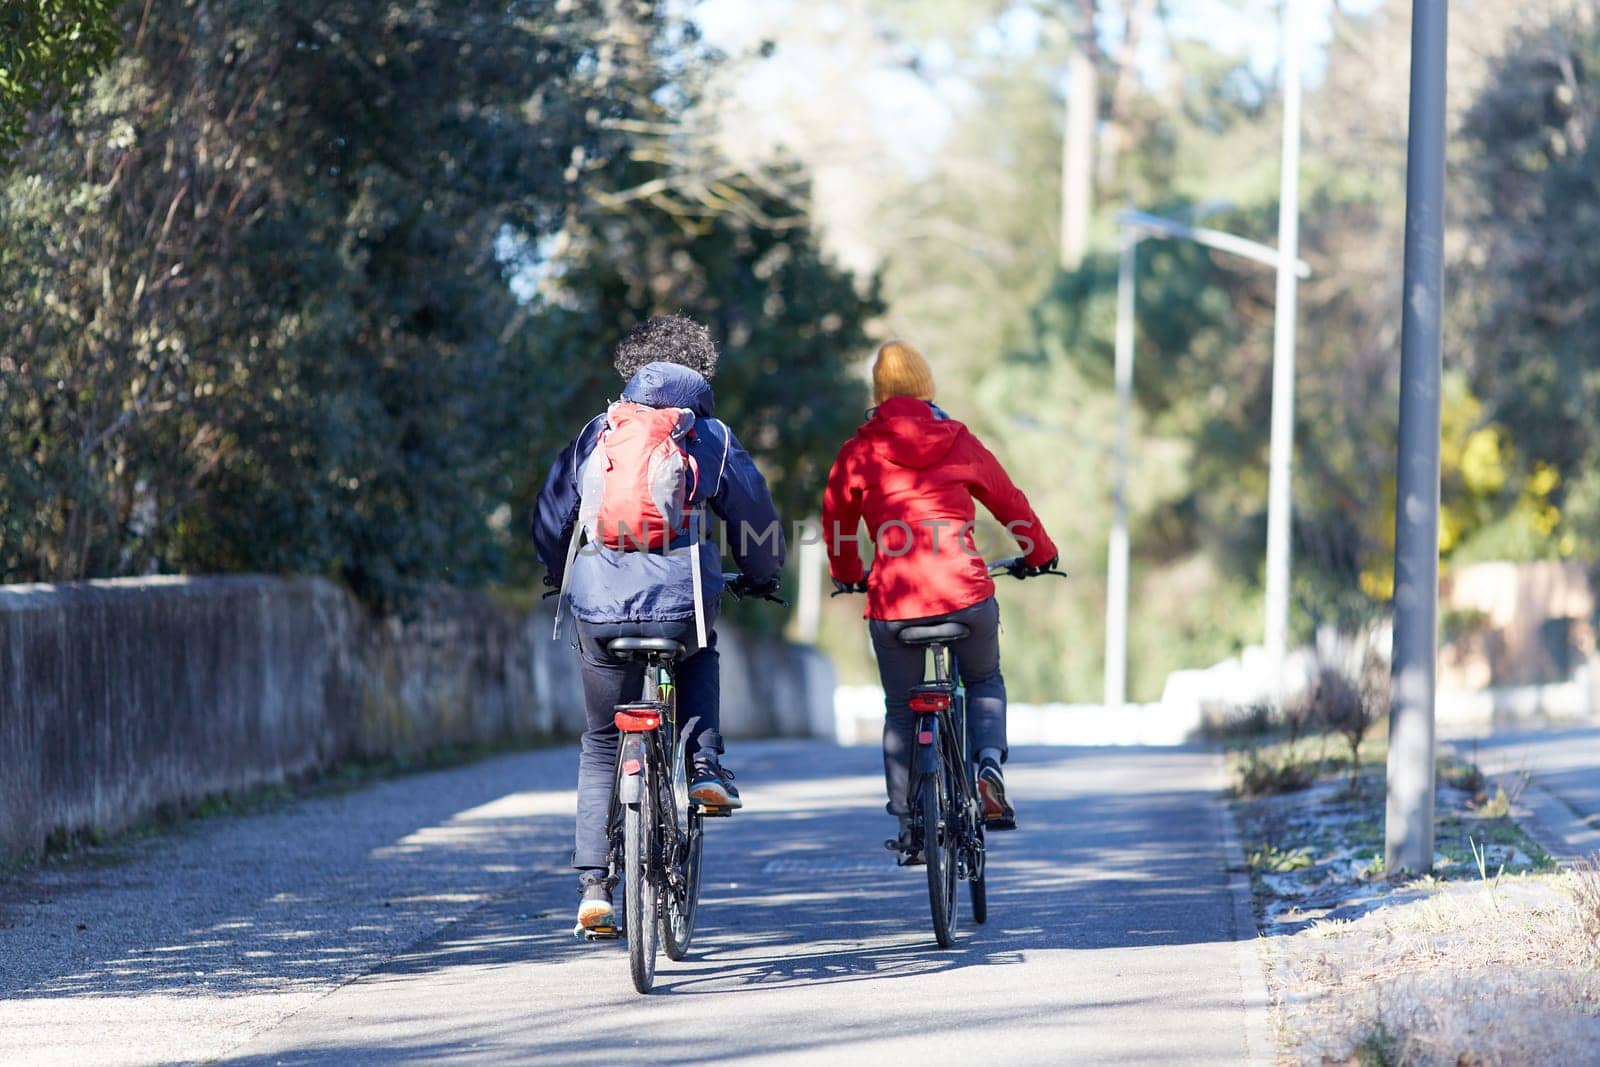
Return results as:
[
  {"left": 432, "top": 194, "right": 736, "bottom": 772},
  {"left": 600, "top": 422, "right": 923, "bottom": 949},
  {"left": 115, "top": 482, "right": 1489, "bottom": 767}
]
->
[
  {"left": 1267, "top": 873, "right": 1600, "bottom": 1065},
  {"left": 1239, "top": 743, "right": 1591, "bottom": 1064},
  {"left": 1567, "top": 855, "right": 1600, "bottom": 964}
]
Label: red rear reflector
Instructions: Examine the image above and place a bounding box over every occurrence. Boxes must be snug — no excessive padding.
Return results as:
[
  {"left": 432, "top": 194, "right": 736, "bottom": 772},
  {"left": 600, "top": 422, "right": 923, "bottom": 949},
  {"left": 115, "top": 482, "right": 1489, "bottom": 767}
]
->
[
  {"left": 614, "top": 709, "right": 661, "bottom": 732},
  {"left": 622, "top": 758, "right": 642, "bottom": 775},
  {"left": 909, "top": 692, "right": 950, "bottom": 713},
  {"left": 917, "top": 730, "right": 935, "bottom": 744}
]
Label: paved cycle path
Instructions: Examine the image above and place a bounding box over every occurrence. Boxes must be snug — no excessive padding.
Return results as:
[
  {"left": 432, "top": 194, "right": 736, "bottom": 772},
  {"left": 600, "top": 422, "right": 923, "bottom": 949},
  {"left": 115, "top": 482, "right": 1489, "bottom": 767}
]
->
[{"left": 1, "top": 741, "right": 1268, "bottom": 1065}]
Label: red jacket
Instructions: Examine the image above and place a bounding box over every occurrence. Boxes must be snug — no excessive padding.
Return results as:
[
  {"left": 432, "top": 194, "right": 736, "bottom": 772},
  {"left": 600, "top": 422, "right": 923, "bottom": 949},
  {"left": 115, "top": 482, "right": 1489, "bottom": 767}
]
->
[{"left": 822, "top": 397, "right": 1058, "bottom": 621}]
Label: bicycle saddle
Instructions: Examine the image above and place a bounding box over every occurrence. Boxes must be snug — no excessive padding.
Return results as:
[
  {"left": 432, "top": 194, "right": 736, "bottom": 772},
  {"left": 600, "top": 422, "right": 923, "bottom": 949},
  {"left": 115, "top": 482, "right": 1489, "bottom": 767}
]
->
[
  {"left": 894, "top": 621, "right": 970, "bottom": 646},
  {"left": 606, "top": 637, "right": 685, "bottom": 659}
]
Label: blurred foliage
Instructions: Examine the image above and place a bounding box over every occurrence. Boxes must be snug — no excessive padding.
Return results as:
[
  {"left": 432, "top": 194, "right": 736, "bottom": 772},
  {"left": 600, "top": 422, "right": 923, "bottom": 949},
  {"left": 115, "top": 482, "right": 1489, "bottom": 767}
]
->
[
  {"left": 815, "top": 0, "right": 1599, "bottom": 700},
  {"left": 0, "top": 0, "right": 121, "bottom": 163},
  {"left": 6, "top": 0, "right": 1596, "bottom": 696},
  {"left": 1459, "top": 9, "right": 1600, "bottom": 566},
  {"left": 1, "top": 0, "right": 600, "bottom": 599},
  {"left": 0, "top": 0, "right": 874, "bottom": 607}
]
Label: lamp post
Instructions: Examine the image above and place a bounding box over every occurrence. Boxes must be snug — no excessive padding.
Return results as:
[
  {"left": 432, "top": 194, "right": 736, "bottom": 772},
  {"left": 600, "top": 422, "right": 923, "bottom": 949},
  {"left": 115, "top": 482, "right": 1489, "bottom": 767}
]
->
[
  {"left": 1105, "top": 210, "right": 1310, "bottom": 714},
  {"left": 1264, "top": 0, "right": 1306, "bottom": 708}
]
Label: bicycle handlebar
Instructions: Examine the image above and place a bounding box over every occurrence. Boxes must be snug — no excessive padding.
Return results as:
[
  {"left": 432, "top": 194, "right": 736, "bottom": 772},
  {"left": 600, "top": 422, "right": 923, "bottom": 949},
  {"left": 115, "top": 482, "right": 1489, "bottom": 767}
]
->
[
  {"left": 831, "top": 558, "right": 1067, "bottom": 596},
  {"left": 986, "top": 556, "right": 1067, "bottom": 580},
  {"left": 721, "top": 572, "right": 788, "bottom": 606}
]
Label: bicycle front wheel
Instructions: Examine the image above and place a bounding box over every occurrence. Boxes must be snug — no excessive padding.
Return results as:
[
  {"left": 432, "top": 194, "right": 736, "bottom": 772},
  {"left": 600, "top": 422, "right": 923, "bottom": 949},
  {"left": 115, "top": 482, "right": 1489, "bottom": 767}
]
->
[
  {"left": 922, "top": 761, "right": 958, "bottom": 947},
  {"left": 625, "top": 783, "right": 659, "bottom": 993}
]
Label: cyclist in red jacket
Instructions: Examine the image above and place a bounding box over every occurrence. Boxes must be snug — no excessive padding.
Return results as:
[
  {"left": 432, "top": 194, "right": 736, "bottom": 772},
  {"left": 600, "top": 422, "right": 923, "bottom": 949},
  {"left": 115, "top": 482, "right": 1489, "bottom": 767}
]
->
[{"left": 823, "top": 341, "right": 1058, "bottom": 854}]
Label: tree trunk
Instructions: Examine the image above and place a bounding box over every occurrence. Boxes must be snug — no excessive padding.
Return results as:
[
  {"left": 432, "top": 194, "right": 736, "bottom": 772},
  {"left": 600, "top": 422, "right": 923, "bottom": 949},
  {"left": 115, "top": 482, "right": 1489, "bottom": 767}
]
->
[{"left": 1059, "top": 2, "right": 1098, "bottom": 270}]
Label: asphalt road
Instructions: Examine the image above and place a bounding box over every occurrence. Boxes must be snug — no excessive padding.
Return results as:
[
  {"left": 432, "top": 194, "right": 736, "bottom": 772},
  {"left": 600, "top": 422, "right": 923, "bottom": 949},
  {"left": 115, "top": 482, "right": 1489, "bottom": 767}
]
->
[
  {"left": 1467, "top": 726, "right": 1600, "bottom": 862},
  {"left": 1, "top": 740, "right": 1268, "bottom": 1065}
]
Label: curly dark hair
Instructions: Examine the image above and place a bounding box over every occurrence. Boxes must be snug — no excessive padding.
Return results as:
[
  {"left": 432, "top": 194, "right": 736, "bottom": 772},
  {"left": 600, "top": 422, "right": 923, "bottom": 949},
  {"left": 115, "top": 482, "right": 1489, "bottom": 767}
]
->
[{"left": 612, "top": 314, "right": 719, "bottom": 381}]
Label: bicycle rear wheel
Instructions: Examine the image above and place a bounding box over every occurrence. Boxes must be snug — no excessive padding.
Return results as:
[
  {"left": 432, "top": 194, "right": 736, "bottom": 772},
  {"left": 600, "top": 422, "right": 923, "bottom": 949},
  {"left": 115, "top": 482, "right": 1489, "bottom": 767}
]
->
[
  {"left": 969, "top": 819, "right": 987, "bottom": 924},
  {"left": 661, "top": 807, "right": 702, "bottom": 960},
  {"left": 922, "top": 760, "right": 958, "bottom": 947},
  {"left": 625, "top": 779, "right": 659, "bottom": 993}
]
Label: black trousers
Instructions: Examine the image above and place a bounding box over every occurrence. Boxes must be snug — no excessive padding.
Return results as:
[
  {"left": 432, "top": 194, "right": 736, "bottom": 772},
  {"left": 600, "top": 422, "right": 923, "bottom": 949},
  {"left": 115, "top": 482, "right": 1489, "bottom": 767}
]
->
[
  {"left": 571, "top": 618, "right": 722, "bottom": 872},
  {"left": 868, "top": 597, "right": 1006, "bottom": 818}
]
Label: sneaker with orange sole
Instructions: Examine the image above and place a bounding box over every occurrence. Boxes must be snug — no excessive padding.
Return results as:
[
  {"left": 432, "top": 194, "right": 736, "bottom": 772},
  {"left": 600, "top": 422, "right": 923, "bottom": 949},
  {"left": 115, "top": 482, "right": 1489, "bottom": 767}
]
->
[
  {"left": 977, "top": 758, "right": 1017, "bottom": 830},
  {"left": 573, "top": 879, "right": 617, "bottom": 939}
]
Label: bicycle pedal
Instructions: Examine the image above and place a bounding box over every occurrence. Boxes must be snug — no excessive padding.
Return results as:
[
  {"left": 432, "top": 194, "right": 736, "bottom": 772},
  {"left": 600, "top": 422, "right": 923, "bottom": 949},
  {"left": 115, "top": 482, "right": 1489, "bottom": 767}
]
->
[
  {"left": 574, "top": 923, "right": 620, "bottom": 942},
  {"left": 884, "top": 837, "right": 925, "bottom": 866},
  {"left": 698, "top": 804, "right": 733, "bottom": 818}
]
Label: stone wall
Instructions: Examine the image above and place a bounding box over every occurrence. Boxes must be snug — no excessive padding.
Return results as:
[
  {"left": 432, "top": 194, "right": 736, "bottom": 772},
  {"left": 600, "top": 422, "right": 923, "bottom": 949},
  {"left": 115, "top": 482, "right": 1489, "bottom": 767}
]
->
[{"left": 0, "top": 576, "right": 833, "bottom": 863}]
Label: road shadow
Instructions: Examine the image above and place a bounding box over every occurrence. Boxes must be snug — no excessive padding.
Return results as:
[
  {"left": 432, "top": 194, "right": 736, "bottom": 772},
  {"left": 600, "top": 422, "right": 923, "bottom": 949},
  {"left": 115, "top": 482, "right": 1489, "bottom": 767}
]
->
[
  {"left": 0, "top": 750, "right": 581, "bottom": 1001},
  {"left": 220, "top": 745, "right": 1255, "bottom": 1062},
  {"left": 3, "top": 742, "right": 1247, "bottom": 1023}
]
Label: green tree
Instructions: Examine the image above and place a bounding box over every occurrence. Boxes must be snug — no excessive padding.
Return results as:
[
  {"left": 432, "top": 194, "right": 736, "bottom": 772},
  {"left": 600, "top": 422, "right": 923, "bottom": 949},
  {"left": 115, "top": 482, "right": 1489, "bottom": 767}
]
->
[
  {"left": 1, "top": 0, "right": 875, "bottom": 613},
  {"left": 1, "top": 0, "right": 606, "bottom": 599},
  {"left": 0, "top": 0, "right": 120, "bottom": 163},
  {"left": 1459, "top": 12, "right": 1600, "bottom": 563}
]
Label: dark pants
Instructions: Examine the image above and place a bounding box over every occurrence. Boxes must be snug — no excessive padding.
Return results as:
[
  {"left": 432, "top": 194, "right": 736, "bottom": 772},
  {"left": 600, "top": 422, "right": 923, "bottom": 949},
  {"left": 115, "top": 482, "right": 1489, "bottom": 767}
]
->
[
  {"left": 869, "top": 597, "right": 1006, "bottom": 818},
  {"left": 572, "top": 618, "right": 721, "bottom": 873}
]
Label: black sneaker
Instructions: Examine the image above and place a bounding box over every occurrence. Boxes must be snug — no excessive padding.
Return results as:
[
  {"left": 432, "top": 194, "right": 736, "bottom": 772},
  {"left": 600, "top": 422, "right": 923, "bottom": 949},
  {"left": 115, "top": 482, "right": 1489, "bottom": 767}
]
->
[
  {"left": 690, "top": 758, "right": 742, "bottom": 810},
  {"left": 977, "top": 758, "right": 1017, "bottom": 830},
  {"left": 574, "top": 876, "right": 616, "bottom": 937}
]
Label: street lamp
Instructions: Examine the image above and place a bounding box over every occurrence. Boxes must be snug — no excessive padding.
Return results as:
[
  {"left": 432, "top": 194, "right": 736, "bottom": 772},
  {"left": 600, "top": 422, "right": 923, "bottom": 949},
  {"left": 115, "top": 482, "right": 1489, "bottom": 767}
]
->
[
  {"left": 1266, "top": 0, "right": 1306, "bottom": 709},
  {"left": 1105, "top": 210, "right": 1310, "bottom": 714}
]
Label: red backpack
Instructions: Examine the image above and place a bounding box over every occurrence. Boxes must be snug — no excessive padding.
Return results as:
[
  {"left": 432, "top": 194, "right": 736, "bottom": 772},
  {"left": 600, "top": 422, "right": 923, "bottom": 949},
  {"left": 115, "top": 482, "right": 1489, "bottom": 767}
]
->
[
  {"left": 578, "top": 401, "right": 699, "bottom": 549},
  {"left": 554, "top": 401, "right": 709, "bottom": 644}
]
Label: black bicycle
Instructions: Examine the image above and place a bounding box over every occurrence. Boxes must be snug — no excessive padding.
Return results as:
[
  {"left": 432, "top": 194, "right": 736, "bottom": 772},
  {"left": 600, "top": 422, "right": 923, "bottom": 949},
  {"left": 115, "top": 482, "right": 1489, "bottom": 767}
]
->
[
  {"left": 837, "top": 555, "right": 1063, "bottom": 946},
  {"left": 584, "top": 573, "right": 781, "bottom": 994}
]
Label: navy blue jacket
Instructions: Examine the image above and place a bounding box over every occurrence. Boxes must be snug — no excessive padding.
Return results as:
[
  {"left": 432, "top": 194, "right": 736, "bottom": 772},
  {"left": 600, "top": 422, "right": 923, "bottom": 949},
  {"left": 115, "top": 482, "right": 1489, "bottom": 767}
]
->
[{"left": 533, "top": 362, "right": 786, "bottom": 625}]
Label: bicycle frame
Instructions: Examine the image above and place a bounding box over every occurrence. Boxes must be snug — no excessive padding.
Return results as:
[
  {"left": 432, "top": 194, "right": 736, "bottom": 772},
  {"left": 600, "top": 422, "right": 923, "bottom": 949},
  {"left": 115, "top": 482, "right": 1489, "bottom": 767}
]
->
[
  {"left": 910, "top": 645, "right": 960, "bottom": 775},
  {"left": 606, "top": 659, "right": 687, "bottom": 879},
  {"left": 909, "top": 646, "right": 984, "bottom": 878}
]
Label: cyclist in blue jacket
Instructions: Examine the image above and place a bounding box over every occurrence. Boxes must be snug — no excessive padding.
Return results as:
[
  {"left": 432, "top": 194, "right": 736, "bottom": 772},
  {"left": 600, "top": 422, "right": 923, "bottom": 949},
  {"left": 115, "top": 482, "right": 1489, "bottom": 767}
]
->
[{"left": 533, "top": 314, "right": 786, "bottom": 935}]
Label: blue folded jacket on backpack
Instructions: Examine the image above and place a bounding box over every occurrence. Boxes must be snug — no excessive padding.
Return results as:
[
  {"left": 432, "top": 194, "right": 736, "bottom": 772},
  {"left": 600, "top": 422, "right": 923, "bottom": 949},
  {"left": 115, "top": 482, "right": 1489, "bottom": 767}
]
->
[{"left": 532, "top": 361, "right": 786, "bottom": 625}]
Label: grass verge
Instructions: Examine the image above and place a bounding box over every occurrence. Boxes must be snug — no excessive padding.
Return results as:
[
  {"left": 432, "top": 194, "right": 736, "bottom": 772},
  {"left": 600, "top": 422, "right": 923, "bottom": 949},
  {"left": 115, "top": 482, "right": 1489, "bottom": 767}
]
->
[{"left": 1230, "top": 732, "right": 1600, "bottom": 1065}]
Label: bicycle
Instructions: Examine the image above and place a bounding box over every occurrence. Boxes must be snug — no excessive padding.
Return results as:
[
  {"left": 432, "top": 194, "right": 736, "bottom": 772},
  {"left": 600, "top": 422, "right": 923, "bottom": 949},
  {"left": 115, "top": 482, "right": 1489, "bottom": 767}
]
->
[
  {"left": 835, "top": 555, "right": 1065, "bottom": 947},
  {"left": 581, "top": 572, "right": 783, "bottom": 994}
]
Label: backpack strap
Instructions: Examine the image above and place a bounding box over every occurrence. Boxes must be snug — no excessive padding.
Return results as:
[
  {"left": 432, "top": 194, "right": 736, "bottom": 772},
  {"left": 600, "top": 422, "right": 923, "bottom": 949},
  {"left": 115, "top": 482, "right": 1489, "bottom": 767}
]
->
[
  {"left": 689, "top": 507, "right": 708, "bottom": 651},
  {"left": 687, "top": 419, "right": 727, "bottom": 651},
  {"left": 552, "top": 412, "right": 608, "bottom": 640}
]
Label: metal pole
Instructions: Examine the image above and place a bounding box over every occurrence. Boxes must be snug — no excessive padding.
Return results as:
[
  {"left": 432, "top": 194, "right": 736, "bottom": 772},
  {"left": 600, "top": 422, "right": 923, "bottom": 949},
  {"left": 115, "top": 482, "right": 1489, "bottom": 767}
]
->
[
  {"left": 1264, "top": 0, "right": 1304, "bottom": 707},
  {"left": 795, "top": 519, "right": 822, "bottom": 644},
  {"left": 1385, "top": 0, "right": 1448, "bottom": 879},
  {"left": 1105, "top": 230, "right": 1136, "bottom": 713},
  {"left": 1061, "top": 41, "right": 1096, "bottom": 270}
]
